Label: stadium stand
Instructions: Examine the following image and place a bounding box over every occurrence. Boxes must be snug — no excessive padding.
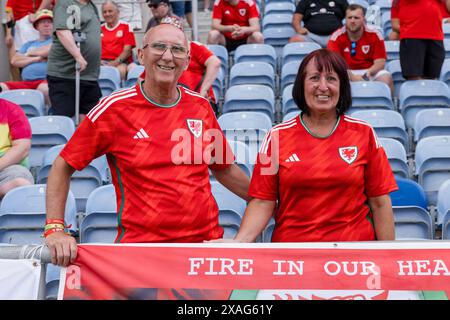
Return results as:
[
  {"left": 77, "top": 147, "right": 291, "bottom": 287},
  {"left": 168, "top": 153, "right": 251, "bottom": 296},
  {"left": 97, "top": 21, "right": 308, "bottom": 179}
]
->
[
  {"left": 124, "top": 65, "right": 145, "bottom": 88},
  {"left": 437, "top": 179, "right": 450, "bottom": 228},
  {"left": 262, "top": 13, "right": 293, "bottom": 30},
  {"left": 350, "top": 81, "right": 393, "bottom": 111},
  {"left": 440, "top": 58, "right": 450, "bottom": 86},
  {"left": 378, "top": 137, "right": 409, "bottom": 178},
  {"left": 281, "top": 83, "right": 296, "bottom": 116},
  {"left": 264, "top": 2, "right": 296, "bottom": 15},
  {"left": 99, "top": 66, "right": 122, "bottom": 96},
  {"left": 45, "top": 264, "right": 61, "bottom": 300},
  {"left": 386, "top": 59, "right": 405, "bottom": 97},
  {"left": 262, "top": 218, "right": 275, "bottom": 243},
  {"left": 0, "top": 89, "right": 45, "bottom": 117},
  {"left": 263, "top": 27, "right": 296, "bottom": 55},
  {"left": 226, "top": 140, "right": 254, "bottom": 178},
  {"left": 414, "top": 109, "right": 450, "bottom": 142},
  {"left": 206, "top": 44, "right": 229, "bottom": 76},
  {"left": 281, "top": 42, "right": 321, "bottom": 66},
  {"left": 234, "top": 44, "right": 277, "bottom": 70},
  {"left": 280, "top": 61, "right": 300, "bottom": 92},
  {"left": 229, "top": 62, "right": 275, "bottom": 89},
  {"left": 384, "top": 41, "right": 400, "bottom": 61}
]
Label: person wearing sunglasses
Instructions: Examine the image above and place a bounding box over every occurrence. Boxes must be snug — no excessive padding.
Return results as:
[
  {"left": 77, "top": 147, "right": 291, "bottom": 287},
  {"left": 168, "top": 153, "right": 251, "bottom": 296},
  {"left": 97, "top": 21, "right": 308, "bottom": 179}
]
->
[
  {"left": 328, "top": 4, "right": 394, "bottom": 96},
  {"left": 145, "top": 0, "right": 179, "bottom": 31}
]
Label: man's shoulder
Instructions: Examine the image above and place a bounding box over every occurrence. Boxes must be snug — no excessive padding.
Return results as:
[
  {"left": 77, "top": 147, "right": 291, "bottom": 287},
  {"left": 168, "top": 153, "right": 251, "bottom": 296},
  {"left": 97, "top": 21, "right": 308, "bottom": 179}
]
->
[
  {"left": 329, "top": 26, "right": 347, "bottom": 42},
  {"left": 364, "top": 25, "right": 385, "bottom": 41},
  {"left": 181, "top": 87, "right": 210, "bottom": 104}
]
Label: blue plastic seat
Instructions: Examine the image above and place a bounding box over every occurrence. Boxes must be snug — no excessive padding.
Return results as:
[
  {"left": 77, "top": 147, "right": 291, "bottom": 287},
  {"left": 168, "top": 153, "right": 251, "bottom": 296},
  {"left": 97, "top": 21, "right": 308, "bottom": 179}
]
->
[
  {"left": 226, "top": 140, "right": 256, "bottom": 176},
  {"left": 280, "top": 61, "right": 300, "bottom": 92},
  {"left": 262, "top": 218, "right": 275, "bottom": 242},
  {"left": 207, "top": 44, "right": 228, "bottom": 75},
  {"left": 348, "top": 0, "right": 369, "bottom": 8},
  {"left": 414, "top": 109, "right": 450, "bottom": 142},
  {"left": 0, "top": 89, "right": 45, "bottom": 117},
  {"left": 281, "top": 42, "right": 321, "bottom": 66},
  {"left": 437, "top": 179, "right": 450, "bottom": 227},
  {"left": 282, "top": 84, "right": 297, "bottom": 115},
  {"left": 99, "top": 66, "right": 121, "bottom": 96},
  {"left": 375, "top": 0, "right": 393, "bottom": 15},
  {"left": 282, "top": 110, "right": 300, "bottom": 122},
  {"left": 124, "top": 65, "right": 144, "bottom": 88},
  {"left": 234, "top": 44, "right": 277, "bottom": 70},
  {"left": 350, "top": 81, "right": 393, "bottom": 111},
  {"left": 262, "top": 13, "right": 293, "bottom": 30},
  {"left": 264, "top": 2, "right": 296, "bottom": 15},
  {"left": 263, "top": 27, "right": 296, "bottom": 54},
  {"left": 444, "top": 39, "right": 450, "bottom": 58},
  {"left": 0, "top": 184, "right": 77, "bottom": 244},
  {"left": 443, "top": 211, "right": 450, "bottom": 240},
  {"left": 415, "top": 136, "right": 450, "bottom": 205},
  {"left": 385, "top": 41, "right": 400, "bottom": 61},
  {"left": 381, "top": 11, "right": 391, "bottom": 39},
  {"left": 229, "top": 62, "right": 275, "bottom": 89},
  {"left": 444, "top": 23, "right": 450, "bottom": 40},
  {"left": 386, "top": 59, "right": 405, "bottom": 97},
  {"left": 223, "top": 85, "right": 275, "bottom": 121},
  {"left": 439, "top": 59, "right": 450, "bottom": 86},
  {"left": 212, "top": 67, "right": 225, "bottom": 100},
  {"left": 45, "top": 264, "right": 60, "bottom": 300},
  {"left": 378, "top": 138, "right": 409, "bottom": 178},
  {"left": 399, "top": 80, "right": 450, "bottom": 128},
  {"left": 29, "top": 116, "right": 75, "bottom": 168}
]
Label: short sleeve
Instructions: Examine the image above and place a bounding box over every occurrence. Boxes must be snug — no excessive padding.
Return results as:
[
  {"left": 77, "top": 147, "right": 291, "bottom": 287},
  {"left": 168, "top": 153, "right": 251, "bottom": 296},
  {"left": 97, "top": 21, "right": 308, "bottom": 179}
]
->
[
  {"left": 53, "top": 0, "right": 71, "bottom": 30},
  {"left": 212, "top": 0, "right": 223, "bottom": 20},
  {"left": 18, "top": 41, "right": 31, "bottom": 55},
  {"left": 327, "top": 32, "right": 341, "bottom": 53},
  {"left": 391, "top": 1, "right": 399, "bottom": 19},
  {"left": 373, "top": 34, "right": 387, "bottom": 60},
  {"left": 364, "top": 128, "right": 398, "bottom": 197},
  {"left": 7, "top": 101, "right": 31, "bottom": 140},
  {"left": 123, "top": 23, "right": 136, "bottom": 47},
  {"left": 192, "top": 42, "right": 213, "bottom": 66},
  {"left": 249, "top": 0, "right": 260, "bottom": 18},
  {"left": 295, "top": 1, "right": 306, "bottom": 15}
]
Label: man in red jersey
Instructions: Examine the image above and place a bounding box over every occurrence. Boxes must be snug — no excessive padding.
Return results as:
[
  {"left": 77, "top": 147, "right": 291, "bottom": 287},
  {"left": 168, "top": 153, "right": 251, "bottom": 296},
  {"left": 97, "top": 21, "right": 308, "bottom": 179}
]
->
[
  {"left": 207, "top": 0, "right": 263, "bottom": 52},
  {"left": 44, "top": 22, "right": 251, "bottom": 267},
  {"left": 392, "top": 0, "right": 450, "bottom": 80},
  {"left": 328, "top": 4, "right": 394, "bottom": 95}
]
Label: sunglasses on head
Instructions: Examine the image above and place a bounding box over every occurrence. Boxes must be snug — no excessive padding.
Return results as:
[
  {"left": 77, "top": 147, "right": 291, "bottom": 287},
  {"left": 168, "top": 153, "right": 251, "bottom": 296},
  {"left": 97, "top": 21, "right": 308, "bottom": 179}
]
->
[{"left": 350, "top": 41, "right": 357, "bottom": 57}]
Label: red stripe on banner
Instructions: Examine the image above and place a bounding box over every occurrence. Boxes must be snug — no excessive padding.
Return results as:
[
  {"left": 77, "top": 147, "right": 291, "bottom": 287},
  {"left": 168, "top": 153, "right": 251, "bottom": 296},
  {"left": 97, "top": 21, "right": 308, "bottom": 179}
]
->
[{"left": 62, "top": 244, "right": 450, "bottom": 300}]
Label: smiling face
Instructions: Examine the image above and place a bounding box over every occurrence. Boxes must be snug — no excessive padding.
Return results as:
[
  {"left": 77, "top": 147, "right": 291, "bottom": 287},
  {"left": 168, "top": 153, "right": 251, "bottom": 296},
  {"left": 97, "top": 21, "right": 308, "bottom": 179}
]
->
[
  {"left": 303, "top": 58, "right": 340, "bottom": 117},
  {"left": 102, "top": 2, "right": 119, "bottom": 26}
]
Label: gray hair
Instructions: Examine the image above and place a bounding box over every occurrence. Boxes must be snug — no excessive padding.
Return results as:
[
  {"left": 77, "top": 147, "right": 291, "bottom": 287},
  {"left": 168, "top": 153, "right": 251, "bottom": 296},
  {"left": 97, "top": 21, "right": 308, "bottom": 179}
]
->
[{"left": 102, "top": 0, "right": 120, "bottom": 11}]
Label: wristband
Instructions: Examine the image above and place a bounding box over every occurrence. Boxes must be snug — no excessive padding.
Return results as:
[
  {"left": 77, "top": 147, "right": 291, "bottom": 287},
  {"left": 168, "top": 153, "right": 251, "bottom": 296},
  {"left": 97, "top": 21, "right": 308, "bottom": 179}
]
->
[
  {"left": 43, "top": 228, "right": 66, "bottom": 238},
  {"left": 362, "top": 73, "right": 370, "bottom": 81}
]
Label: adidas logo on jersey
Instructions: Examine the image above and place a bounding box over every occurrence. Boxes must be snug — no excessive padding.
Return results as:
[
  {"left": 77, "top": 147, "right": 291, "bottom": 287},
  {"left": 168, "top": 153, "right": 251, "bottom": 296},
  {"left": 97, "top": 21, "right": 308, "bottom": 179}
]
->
[
  {"left": 133, "top": 128, "right": 149, "bottom": 139},
  {"left": 285, "top": 153, "right": 300, "bottom": 162}
]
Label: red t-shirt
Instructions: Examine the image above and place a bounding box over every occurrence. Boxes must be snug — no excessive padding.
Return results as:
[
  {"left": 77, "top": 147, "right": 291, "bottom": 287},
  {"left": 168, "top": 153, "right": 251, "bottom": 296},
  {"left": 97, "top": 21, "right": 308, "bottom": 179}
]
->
[
  {"left": 249, "top": 114, "right": 398, "bottom": 242},
  {"left": 391, "top": 0, "right": 443, "bottom": 40},
  {"left": 178, "top": 41, "right": 215, "bottom": 102},
  {"left": 328, "top": 25, "right": 387, "bottom": 70},
  {"left": 440, "top": 1, "right": 450, "bottom": 18},
  {"left": 212, "top": 0, "right": 260, "bottom": 40},
  {"left": 6, "top": 0, "right": 43, "bottom": 20},
  {"left": 60, "top": 84, "right": 235, "bottom": 243},
  {"left": 101, "top": 21, "right": 136, "bottom": 63}
]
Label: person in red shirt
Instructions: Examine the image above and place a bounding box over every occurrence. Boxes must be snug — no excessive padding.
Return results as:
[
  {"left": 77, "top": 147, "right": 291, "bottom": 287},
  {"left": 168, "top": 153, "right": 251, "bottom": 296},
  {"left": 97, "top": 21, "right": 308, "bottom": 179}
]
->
[
  {"left": 328, "top": 4, "right": 394, "bottom": 96},
  {"left": 393, "top": 0, "right": 450, "bottom": 80},
  {"left": 101, "top": 1, "right": 136, "bottom": 80},
  {"left": 207, "top": 0, "right": 263, "bottom": 52},
  {"left": 210, "top": 49, "right": 397, "bottom": 243},
  {"left": 44, "top": 22, "right": 251, "bottom": 267}
]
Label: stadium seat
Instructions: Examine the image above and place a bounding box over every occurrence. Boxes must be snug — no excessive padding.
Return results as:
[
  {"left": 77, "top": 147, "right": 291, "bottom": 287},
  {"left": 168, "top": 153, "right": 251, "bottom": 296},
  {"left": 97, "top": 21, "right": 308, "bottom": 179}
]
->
[
  {"left": 0, "top": 89, "right": 45, "bottom": 117},
  {"left": 28, "top": 116, "right": 75, "bottom": 168},
  {"left": 229, "top": 62, "right": 275, "bottom": 89},
  {"left": 262, "top": 13, "right": 293, "bottom": 30},
  {"left": 381, "top": 11, "right": 391, "bottom": 40},
  {"left": 80, "top": 184, "right": 117, "bottom": 243},
  {"left": 207, "top": 44, "right": 228, "bottom": 75},
  {"left": 389, "top": 177, "right": 433, "bottom": 240},
  {"left": 124, "top": 65, "right": 145, "bottom": 88},
  {"left": 262, "top": 218, "right": 275, "bottom": 242},
  {"left": 234, "top": 44, "right": 277, "bottom": 70},
  {"left": 0, "top": 184, "right": 77, "bottom": 244},
  {"left": 384, "top": 41, "right": 400, "bottom": 61},
  {"left": 264, "top": 2, "right": 296, "bottom": 15},
  {"left": 445, "top": 39, "right": 450, "bottom": 58},
  {"left": 350, "top": 81, "right": 393, "bottom": 111},
  {"left": 386, "top": 59, "right": 405, "bottom": 97},
  {"left": 263, "top": 27, "right": 296, "bottom": 55},
  {"left": 444, "top": 23, "right": 450, "bottom": 40},
  {"left": 375, "top": 0, "right": 393, "bottom": 15},
  {"left": 223, "top": 85, "right": 275, "bottom": 121},
  {"left": 226, "top": 140, "right": 255, "bottom": 177},
  {"left": 443, "top": 211, "right": 450, "bottom": 240},
  {"left": 99, "top": 66, "right": 122, "bottom": 96},
  {"left": 414, "top": 109, "right": 450, "bottom": 142},
  {"left": 415, "top": 136, "right": 450, "bottom": 205},
  {"left": 378, "top": 138, "right": 409, "bottom": 178},
  {"left": 281, "top": 42, "right": 321, "bottom": 66},
  {"left": 212, "top": 67, "right": 225, "bottom": 99},
  {"left": 282, "top": 84, "right": 297, "bottom": 116},
  {"left": 45, "top": 264, "right": 60, "bottom": 300},
  {"left": 439, "top": 58, "right": 450, "bottom": 86},
  {"left": 349, "top": 110, "right": 408, "bottom": 150},
  {"left": 280, "top": 61, "right": 300, "bottom": 92},
  {"left": 282, "top": 110, "right": 300, "bottom": 122},
  {"left": 437, "top": 179, "right": 450, "bottom": 227},
  {"left": 399, "top": 80, "right": 450, "bottom": 128}
]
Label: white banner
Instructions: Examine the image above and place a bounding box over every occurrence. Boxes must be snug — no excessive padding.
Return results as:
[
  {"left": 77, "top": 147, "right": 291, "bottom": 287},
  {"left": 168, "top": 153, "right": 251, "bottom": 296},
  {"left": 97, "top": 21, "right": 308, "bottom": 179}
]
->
[{"left": 0, "top": 259, "right": 41, "bottom": 300}]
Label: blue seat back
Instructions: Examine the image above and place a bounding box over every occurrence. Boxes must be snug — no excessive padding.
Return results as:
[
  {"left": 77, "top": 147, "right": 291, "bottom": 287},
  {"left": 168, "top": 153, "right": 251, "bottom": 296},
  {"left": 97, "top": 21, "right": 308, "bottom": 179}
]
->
[{"left": 0, "top": 89, "right": 45, "bottom": 117}]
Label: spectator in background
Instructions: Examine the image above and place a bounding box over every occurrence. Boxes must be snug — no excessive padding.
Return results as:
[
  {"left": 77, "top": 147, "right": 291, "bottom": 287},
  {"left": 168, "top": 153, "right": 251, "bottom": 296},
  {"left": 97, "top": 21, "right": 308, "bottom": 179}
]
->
[
  {"left": 145, "top": 0, "right": 178, "bottom": 31},
  {"left": 0, "top": 99, "right": 34, "bottom": 198},
  {"left": 101, "top": 1, "right": 136, "bottom": 80},
  {"left": 389, "top": 4, "right": 399, "bottom": 41},
  {"left": 47, "top": 0, "right": 102, "bottom": 121},
  {"left": 290, "top": 0, "right": 348, "bottom": 48},
  {"left": 204, "top": 0, "right": 211, "bottom": 12},
  {"left": 171, "top": 1, "right": 192, "bottom": 28},
  {"left": 207, "top": 0, "right": 263, "bottom": 52},
  {"left": 328, "top": 4, "right": 394, "bottom": 96},
  {"left": 392, "top": 0, "right": 450, "bottom": 80},
  {"left": 0, "top": 10, "right": 53, "bottom": 105}
]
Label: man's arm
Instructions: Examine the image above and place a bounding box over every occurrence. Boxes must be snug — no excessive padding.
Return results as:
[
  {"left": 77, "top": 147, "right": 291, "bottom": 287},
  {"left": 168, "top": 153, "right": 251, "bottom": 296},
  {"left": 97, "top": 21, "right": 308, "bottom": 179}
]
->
[
  {"left": 211, "top": 18, "right": 235, "bottom": 33},
  {"left": 367, "top": 58, "right": 386, "bottom": 78},
  {"left": 56, "top": 30, "right": 88, "bottom": 71},
  {"left": 106, "top": 45, "right": 133, "bottom": 67},
  {"left": 26, "top": 44, "right": 52, "bottom": 58},
  {"left": 391, "top": 18, "right": 400, "bottom": 34},
  {"left": 199, "top": 55, "right": 221, "bottom": 98},
  {"left": 292, "top": 13, "right": 308, "bottom": 35},
  {"left": 446, "top": 0, "right": 450, "bottom": 12},
  {"left": 244, "top": 17, "right": 261, "bottom": 34},
  {"left": 211, "top": 164, "right": 251, "bottom": 202},
  {"left": 38, "top": 0, "right": 54, "bottom": 10},
  {"left": 10, "top": 52, "right": 43, "bottom": 68},
  {"left": 368, "top": 194, "right": 395, "bottom": 241},
  {"left": 45, "top": 156, "right": 78, "bottom": 267},
  {"left": 0, "top": 139, "right": 30, "bottom": 170}
]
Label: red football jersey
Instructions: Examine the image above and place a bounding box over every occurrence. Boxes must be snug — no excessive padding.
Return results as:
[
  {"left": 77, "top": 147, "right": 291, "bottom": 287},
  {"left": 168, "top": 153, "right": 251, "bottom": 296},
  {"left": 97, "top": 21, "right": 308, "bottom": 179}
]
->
[
  {"left": 249, "top": 114, "right": 398, "bottom": 242},
  {"left": 178, "top": 41, "right": 216, "bottom": 102},
  {"left": 391, "top": 0, "right": 443, "bottom": 40},
  {"left": 6, "top": 0, "right": 43, "bottom": 20},
  {"left": 212, "top": 0, "right": 260, "bottom": 40},
  {"left": 328, "top": 25, "right": 387, "bottom": 70},
  {"left": 440, "top": 1, "right": 450, "bottom": 18},
  {"left": 61, "top": 84, "right": 235, "bottom": 243},
  {"left": 101, "top": 21, "right": 136, "bottom": 63}
]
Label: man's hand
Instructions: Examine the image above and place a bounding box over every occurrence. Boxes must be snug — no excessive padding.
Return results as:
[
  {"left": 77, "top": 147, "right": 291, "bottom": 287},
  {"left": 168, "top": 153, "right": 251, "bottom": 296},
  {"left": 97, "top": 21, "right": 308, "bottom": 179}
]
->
[
  {"left": 75, "top": 55, "right": 88, "bottom": 72},
  {"left": 298, "top": 27, "right": 309, "bottom": 35},
  {"left": 5, "top": 35, "right": 13, "bottom": 48},
  {"left": 45, "top": 231, "right": 78, "bottom": 267}
]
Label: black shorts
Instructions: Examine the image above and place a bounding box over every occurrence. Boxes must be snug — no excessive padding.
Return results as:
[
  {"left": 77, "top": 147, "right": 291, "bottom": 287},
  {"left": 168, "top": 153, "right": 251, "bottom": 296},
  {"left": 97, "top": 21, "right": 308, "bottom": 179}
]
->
[
  {"left": 47, "top": 75, "right": 102, "bottom": 117},
  {"left": 225, "top": 37, "right": 248, "bottom": 53},
  {"left": 400, "top": 39, "right": 445, "bottom": 79}
]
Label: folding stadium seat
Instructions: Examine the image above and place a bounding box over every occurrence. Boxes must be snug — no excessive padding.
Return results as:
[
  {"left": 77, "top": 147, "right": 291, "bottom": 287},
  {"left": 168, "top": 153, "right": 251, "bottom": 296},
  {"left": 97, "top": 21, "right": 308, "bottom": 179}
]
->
[
  {"left": 99, "top": 66, "right": 122, "bottom": 97},
  {"left": 280, "top": 61, "right": 300, "bottom": 92},
  {"left": 45, "top": 264, "right": 61, "bottom": 300},
  {"left": 37, "top": 144, "right": 109, "bottom": 212},
  {"left": 265, "top": 0, "right": 295, "bottom": 4},
  {"left": 415, "top": 136, "right": 450, "bottom": 205},
  {"left": 234, "top": 44, "right": 277, "bottom": 70},
  {"left": 229, "top": 62, "right": 275, "bottom": 89},
  {"left": 444, "top": 23, "right": 450, "bottom": 41},
  {"left": 212, "top": 67, "right": 225, "bottom": 100},
  {"left": 223, "top": 85, "right": 275, "bottom": 121},
  {"left": 375, "top": 0, "right": 393, "bottom": 16},
  {"left": 0, "top": 184, "right": 77, "bottom": 244},
  {"left": 386, "top": 59, "right": 405, "bottom": 97},
  {"left": 399, "top": 80, "right": 450, "bottom": 128},
  {"left": 0, "top": 89, "right": 45, "bottom": 117},
  {"left": 348, "top": 0, "right": 369, "bottom": 8},
  {"left": 28, "top": 116, "right": 75, "bottom": 169},
  {"left": 378, "top": 138, "right": 409, "bottom": 178},
  {"left": 262, "top": 13, "right": 293, "bottom": 30},
  {"left": 414, "top": 109, "right": 450, "bottom": 142},
  {"left": 264, "top": 2, "right": 296, "bottom": 15},
  {"left": 124, "top": 64, "right": 144, "bottom": 88},
  {"left": 282, "top": 110, "right": 300, "bottom": 122},
  {"left": 350, "top": 81, "right": 393, "bottom": 111},
  {"left": 263, "top": 27, "right": 296, "bottom": 55},
  {"left": 389, "top": 177, "right": 433, "bottom": 240},
  {"left": 384, "top": 40, "right": 400, "bottom": 61},
  {"left": 207, "top": 44, "right": 228, "bottom": 75},
  {"left": 210, "top": 180, "right": 247, "bottom": 239},
  {"left": 444, "top": 39, "right": 450, "bottom": 59},
  {"left": 281, "top": 42, "right": 321, "bottom": 66},
  {"left": 262, "top": 218, "right": 275, "bottom": 242},
  {"left": 381, "top": 11, "right": 391, "bottom": 39},
  {"left": 439, "top": 58, "right": 450, "bottom": 86},
  {"left": 226, "top": 140, "right": 256, "bottom": 177},
  {"left": 437, "top": 179, "right": 450, "bottom": 228},
  {"left": 349, "top": 109, "right": 408, "bottom": 150},
  {"left": 80, "top": 184, "right": 118, "bottom": 243},
  {"left": 282, "top": 84, "right": 297, "bottom": 116},
  {"left": 443, "top": 212, "right": 450, "bottom": 240}
]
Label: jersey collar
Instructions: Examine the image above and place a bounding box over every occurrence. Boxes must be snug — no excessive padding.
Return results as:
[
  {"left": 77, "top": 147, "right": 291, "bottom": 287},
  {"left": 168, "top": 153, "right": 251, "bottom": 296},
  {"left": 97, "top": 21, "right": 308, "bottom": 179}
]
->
[{"left": 139, "top": 81, "right": 181, "bottom": 108}]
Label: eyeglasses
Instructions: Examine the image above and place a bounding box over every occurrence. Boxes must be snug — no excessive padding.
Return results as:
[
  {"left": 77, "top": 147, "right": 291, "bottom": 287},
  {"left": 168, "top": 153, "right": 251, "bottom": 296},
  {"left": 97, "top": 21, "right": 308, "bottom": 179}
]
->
[
  {"left": 143, "top": 42, "right": 188, "bottom": 59},
  {"left": 350, "top": 41, "right": 357, "bottom": 57}
]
